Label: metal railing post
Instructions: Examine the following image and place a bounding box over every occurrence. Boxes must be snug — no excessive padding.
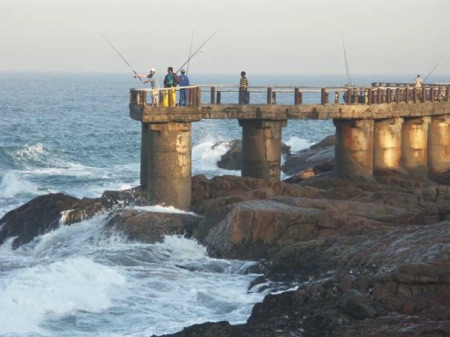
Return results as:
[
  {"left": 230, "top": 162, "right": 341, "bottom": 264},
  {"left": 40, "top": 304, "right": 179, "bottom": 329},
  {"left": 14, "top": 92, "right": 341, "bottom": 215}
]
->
[
  {"left": 217, "top": 91, "right": 221, "bottom": 104},
  {"left": 210, "top": 86, "right": 216, "bottom": 104},
  {"left": 267, "top": 87, "right": 273, "bottom": 104}
]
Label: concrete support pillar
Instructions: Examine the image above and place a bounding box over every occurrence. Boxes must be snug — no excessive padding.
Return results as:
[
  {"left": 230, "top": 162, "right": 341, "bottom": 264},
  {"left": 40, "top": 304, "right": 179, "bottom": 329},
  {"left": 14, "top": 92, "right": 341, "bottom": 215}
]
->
[
  {"left": 334, "top": 119, "right": 374, "bottom": 177},
  {"left": 373, "top": 118, "right": 403, "bottom": 172},
  {"left": 140, "top": 123, "right": 150, "bottom": 187},
  {"left": 428, "top": 115, "right": 450, "bottom": 173},
  {"left": 401, "top": 117, "right": 430, "bottom": 174},
  {"left": 142, "top": 122, "right": 192, "bottom": 210},
  {"left": 239, "top": 119, "right": 287, "bottom": 180}
]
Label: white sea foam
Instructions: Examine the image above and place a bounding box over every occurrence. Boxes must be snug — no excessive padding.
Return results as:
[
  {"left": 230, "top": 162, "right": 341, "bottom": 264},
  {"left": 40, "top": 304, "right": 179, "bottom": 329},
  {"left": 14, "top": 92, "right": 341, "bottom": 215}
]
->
[
  {"left": 0, "top": 256, "right": 126, "bottom": 335},
  {"left": 285, "top": 136, "right": 314, "bottom": 153},
  {"left": 0, "top": 171, "right": 40, "bottom": 198},
  {"left": 192, "top": 140, "right": 240, "bottom": 177},
  {"left": 14, "top": 143, "right": 47, "bottom": 160},
  {"left": 130, "top": 204, "right": 197, "bottom": 215}
]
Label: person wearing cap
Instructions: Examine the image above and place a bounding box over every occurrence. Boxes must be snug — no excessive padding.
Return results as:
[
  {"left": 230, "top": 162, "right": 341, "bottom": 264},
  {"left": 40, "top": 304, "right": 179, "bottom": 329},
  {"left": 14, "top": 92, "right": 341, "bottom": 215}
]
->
[
  {"left": 135, "top": 68, "right": 160, "bottom": 106},
  {"left": 178, "top": 69, "right": 190, "bottom": 106}
]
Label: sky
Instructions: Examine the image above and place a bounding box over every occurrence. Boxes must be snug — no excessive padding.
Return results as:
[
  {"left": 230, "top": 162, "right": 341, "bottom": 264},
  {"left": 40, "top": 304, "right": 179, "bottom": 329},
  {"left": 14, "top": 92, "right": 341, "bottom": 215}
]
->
[{"left": 0, "top": 0, "right": 449, "bottom": 76}]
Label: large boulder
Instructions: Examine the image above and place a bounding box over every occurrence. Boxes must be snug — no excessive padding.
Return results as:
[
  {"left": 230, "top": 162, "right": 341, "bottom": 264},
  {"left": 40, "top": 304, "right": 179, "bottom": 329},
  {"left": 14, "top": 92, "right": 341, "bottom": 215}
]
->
[
  {"left": 282, "top": 135, "right": 335, "bottom": 180},
  {"left": 0, "top": 187, "right": 148, "bottom": 249},
  {"left": 197, "top": 195, "right": 414, "bottom": 260},
  {"left": 0, "top": 193, "right": 102, "bottom": 249},
  {"left": 104, "top": 209, "right": 204, "bottom": 243}
]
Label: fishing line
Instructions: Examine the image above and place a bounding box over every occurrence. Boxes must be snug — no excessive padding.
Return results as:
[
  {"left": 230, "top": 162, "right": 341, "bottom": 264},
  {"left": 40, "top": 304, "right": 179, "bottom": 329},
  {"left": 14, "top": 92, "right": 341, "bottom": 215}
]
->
[
  {"left": 176, "top": 29, "right": 219, "bottom": 73},
  {"left": 102, "top": 35, "right": 143, "bottom": 83}
]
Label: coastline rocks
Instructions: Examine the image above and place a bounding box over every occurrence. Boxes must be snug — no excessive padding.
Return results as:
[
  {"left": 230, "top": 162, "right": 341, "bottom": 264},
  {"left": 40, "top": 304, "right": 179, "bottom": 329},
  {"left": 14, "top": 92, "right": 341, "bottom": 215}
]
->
[
  {"left": 2, "top": 135, "right": 450, "bottom": 336},
  {"left": 164, "top": 173, "right": 450, "bottom": 336},
  {"left": 0, "top": 187, "right": 148, "bottom": 249},
  {"left": 198, "top": 195, "right": 414, "bottom": 260}
]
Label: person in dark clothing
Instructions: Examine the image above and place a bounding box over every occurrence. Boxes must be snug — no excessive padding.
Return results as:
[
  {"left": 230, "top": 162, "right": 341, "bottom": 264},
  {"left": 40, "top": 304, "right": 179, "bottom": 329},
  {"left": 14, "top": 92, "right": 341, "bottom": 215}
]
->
[
  {"left": 178, "top": 69, "right": 190, "bottom": 106},
  {"left": 163, "top": 67, "right": 178, "bottom": 106},
  {"left": 164, "top": 67, "right": 179, "bottom": 88}
]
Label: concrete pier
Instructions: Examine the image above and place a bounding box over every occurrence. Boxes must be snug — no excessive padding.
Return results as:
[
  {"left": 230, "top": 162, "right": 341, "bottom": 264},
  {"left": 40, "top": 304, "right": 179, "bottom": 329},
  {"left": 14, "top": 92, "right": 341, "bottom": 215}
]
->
[
  {"left": 239, "top": 120, "right": 286, "bottom": 180},
  {"left": 334, "top": 119, "right": 374, "bottom": 177},
  {"left": 428, "top": 115, "right": 450, "bottom": 173},
  {"left": 143, "top": 122, "right": 192, "bottom": 210},
  {"left": 401, "top": 117, "right": 430, "bottom": 174},
  {"left": 373, "top": 118, "right": 403, "bottom": 172},
  {"left": 129, "top": 83, "right": 450, "bottom": 208}
]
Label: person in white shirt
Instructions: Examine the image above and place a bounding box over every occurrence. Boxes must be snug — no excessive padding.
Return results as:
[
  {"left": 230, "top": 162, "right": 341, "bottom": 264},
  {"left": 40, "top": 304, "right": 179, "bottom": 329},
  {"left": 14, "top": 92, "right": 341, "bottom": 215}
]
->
[{"left": 415, "top": 74, "right": 424, "bottom": 88}]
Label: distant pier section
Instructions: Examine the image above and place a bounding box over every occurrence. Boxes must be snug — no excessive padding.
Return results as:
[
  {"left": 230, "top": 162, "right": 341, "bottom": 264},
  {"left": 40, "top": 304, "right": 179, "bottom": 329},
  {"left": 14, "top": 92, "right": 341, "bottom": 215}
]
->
[{"left": 129, "top": 82, "right": 450, "bottom": 209}]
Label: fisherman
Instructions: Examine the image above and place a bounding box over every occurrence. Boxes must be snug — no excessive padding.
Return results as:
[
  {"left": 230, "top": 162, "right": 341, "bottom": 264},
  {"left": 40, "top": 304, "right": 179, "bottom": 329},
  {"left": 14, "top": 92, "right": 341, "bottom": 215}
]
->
[
  {"left": 135, "top": 68, "right": 160, "bottom": 106},
  {"left": 239, "top": 71, "right": 249, "bottom": 104},
  {"left": 178, "top": 69, "right": 190, "bottom": 106},
  {"left": 163, "top": 67, "right": 178, "bottom": 107},
  {"left": 415, "top": 74, "right": 424, "bottom": 88}
]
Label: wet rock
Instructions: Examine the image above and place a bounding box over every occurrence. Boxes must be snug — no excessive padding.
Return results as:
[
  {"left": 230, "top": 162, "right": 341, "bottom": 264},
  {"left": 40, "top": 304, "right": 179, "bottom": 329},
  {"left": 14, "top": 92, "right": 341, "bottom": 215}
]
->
[
  {"left": 0, "top": 193, "right": 101, "bottom": 249},
  {"left": 281, "top": 135, "right": 335, "bottom": 177},
  {"left": 104, "top": 209, "right": 204, "bottom": 243},
  {"left": 0, "top": 187, "right": 149, "bottom": 249},
  {"left": 338, "top": 289, "right": 378, "bottom": 319}
]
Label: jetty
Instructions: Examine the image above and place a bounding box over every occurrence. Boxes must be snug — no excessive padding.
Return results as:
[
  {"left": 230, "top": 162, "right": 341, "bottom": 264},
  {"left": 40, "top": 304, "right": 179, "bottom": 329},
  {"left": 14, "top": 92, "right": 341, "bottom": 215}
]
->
[{"left": 129, "top": 82, "right": 450, "bottom": 209}]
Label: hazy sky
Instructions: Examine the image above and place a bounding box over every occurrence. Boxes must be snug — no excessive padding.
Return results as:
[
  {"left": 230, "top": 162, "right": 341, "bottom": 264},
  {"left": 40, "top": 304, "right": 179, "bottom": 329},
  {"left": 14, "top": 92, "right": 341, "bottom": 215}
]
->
[{"left": 1, "top": 0, "right": 449, "bottom": 76}]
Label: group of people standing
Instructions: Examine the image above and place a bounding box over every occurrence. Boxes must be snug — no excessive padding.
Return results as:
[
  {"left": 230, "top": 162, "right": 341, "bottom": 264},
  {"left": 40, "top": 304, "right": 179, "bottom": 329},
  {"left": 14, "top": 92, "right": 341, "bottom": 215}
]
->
[
  {"left": 136, "top": 68, "right": 250, "bottom": 106},
  {"left": 135, "top": 67, "right": 190, "bottom": 107}
]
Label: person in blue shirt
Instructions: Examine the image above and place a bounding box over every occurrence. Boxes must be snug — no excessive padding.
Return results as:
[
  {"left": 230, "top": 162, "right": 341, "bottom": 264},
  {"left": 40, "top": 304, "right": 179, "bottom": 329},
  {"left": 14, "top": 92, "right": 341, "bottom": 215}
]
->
[{"left": 178, "top": 69, "right": 190, "bottom": 106}]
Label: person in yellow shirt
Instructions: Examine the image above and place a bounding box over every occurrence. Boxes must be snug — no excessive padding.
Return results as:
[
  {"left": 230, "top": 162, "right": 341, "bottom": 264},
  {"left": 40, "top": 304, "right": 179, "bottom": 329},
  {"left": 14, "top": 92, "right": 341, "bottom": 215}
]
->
[{"left": 239, "top": 71, "right": 249, "bottom": 104}]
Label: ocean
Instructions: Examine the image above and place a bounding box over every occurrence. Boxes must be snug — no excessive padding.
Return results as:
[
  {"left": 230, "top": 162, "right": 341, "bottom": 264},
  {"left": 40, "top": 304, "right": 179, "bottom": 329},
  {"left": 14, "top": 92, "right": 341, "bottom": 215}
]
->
[{"left": 0, "top": 71, "right": 446, "bottom": 336}]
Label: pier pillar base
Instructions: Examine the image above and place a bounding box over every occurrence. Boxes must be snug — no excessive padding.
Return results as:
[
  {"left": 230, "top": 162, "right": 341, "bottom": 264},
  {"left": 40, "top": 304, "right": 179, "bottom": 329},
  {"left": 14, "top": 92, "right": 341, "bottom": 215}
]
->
[
  {"left": 401, "top": 117, "right": 430, "bottom": 174},
  {"left": 428, "top": 115, "right": 450, "bottom": 173},
  {"left": 334, "top": 119, "right": 374, "bottom": 177},
  {"left": 239, "top": 119, "right": 286, "bottom": 180},
  {"left": 142, "top": 122, "right": 192, "bottom": 210},
  {"left": 373, "top": 118, "right": 403, "bottom": 173},
  {"left": 140, "top": 123, "right": 150, "bottom": 187}
]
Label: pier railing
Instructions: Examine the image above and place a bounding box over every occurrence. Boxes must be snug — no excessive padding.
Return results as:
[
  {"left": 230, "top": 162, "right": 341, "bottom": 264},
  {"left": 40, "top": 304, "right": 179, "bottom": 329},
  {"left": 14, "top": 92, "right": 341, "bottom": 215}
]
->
[{"left": 130, "top": 84, "right": 450, "bottom": 108}]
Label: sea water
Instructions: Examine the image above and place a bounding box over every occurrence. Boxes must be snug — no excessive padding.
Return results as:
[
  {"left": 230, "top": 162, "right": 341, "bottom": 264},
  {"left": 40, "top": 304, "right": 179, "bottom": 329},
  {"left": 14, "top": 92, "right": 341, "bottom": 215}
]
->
[{"left": 0, "top": 71, "right": 445, "bottom": 336}]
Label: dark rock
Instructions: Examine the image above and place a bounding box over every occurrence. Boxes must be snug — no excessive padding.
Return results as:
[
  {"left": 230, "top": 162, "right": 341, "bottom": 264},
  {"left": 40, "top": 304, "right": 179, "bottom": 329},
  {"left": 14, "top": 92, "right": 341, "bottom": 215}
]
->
[
  {"left": 0, "top": 193, "right": 101, "bottom": 249},
  {"left": 216, "top": 140, "right": 242, "bottom": 170},
  {"left": 338, "top": 290, "right": 378, "bottom": 319},
  {"left": 0, "top": 187, "right": 149, "bottom": 249},
  {"left": 282, "top": 135, "right": 335, "bottom": 178},
  {"left": 104, "top": 209, "right": 204, "bottom": 243}
]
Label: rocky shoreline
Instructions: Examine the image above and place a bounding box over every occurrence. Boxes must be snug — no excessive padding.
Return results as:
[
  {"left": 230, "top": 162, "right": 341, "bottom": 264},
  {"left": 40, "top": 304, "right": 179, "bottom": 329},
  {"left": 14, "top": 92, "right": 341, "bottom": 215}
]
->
[{"left": 1, "top": 137, "right": 449, "bottom": 336}]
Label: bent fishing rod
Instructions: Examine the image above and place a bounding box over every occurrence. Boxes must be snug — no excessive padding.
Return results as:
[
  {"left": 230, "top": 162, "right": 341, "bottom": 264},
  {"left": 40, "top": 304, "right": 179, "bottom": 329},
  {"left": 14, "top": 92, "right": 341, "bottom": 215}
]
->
[
  {"left": 176, "top": 29, "right": 219, "bottom": 73},
  {"left": 424, "top": 60, "right": 441, "bottom": 83},
  {"left": 102, "top": 35, "right": 143, "bottom": 83}
]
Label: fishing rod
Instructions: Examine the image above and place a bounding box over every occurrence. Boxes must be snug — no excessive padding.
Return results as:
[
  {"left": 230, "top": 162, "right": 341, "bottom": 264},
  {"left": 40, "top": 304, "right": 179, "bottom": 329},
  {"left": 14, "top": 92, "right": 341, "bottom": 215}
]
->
[
  {"left": 176, "top": 29, "right": 219, "bottom": 73},
  {"left": 186, "top": 31, "right": 195, "bottom": 74},
  {"left": 342, "top": 36, "right": 353, "bottom": 87},
  {"left": 102, "top": 35, "right": 143, "bottom": 83},
  {"left": 423, "top": 60, "right": 441, "bottom": 83}
]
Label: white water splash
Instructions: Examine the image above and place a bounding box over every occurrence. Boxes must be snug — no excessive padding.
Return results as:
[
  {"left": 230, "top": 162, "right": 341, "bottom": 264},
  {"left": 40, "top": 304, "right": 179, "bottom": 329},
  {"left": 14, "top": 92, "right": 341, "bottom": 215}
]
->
[
  {"left": 0, "top": 171, "right": 40, "bottom": 198},
  {"left": 0, "top": 256, "right": 127, "bottom": 335}
]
